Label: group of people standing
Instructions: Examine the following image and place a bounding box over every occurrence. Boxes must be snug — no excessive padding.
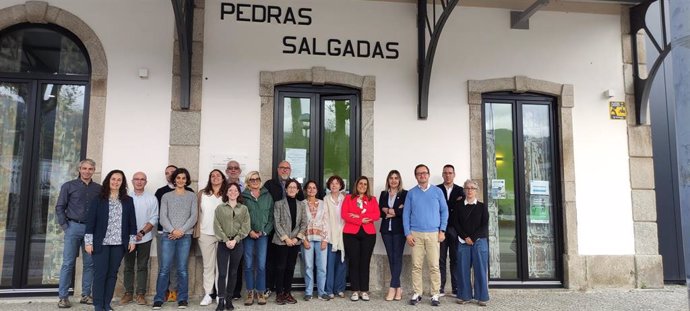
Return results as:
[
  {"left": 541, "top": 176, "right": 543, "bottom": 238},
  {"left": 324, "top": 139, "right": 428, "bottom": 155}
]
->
[{"left": 55, "top": 159, "right": 490, "bottom": 311}]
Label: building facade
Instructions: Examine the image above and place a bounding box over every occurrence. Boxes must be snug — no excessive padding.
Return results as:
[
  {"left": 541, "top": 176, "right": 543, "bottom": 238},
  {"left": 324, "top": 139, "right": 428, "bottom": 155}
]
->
[{"left": 0, "top": 0, "right": 663, "bottom": 296}]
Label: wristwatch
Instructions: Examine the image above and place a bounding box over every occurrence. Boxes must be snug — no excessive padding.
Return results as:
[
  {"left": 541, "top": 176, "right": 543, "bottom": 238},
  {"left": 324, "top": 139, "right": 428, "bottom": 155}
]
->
[{"left": 138, "top": 230, "right": 146, "bottom": 235}]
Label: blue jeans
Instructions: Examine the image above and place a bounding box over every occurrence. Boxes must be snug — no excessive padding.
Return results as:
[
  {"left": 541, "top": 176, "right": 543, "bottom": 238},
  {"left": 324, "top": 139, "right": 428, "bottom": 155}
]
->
[
  {"left": 243, "top": 235, "right": 268, "bottom": 292},
  {"left": 58, "top": 221, "right": 94, "bottom": 299},
  {"left": 381, "top": 233, "right": 406, "bottom": 288},
  {"left": 154, "top": 234, "right": 191, "bottom": 303},
  {"left": 325, "top": 244, "right": 347, "bottom": 295},
  {"left": 92, "top": 245, "right": 125, "bottom": 311},
  {"left": 155, "top": 231, "right": 176, "bottom": 291},
  {"left": 302, "top": 239, "right": 327, "bottom": 296},
  {"left": 456, "top": 238, "right": 489, "bottom": 302}
]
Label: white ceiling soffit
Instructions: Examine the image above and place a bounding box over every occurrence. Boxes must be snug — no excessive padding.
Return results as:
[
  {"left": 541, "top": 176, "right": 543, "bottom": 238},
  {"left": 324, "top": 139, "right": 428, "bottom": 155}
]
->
[{"left": 367, "top": 0, "right": 644, "bottom": 14}]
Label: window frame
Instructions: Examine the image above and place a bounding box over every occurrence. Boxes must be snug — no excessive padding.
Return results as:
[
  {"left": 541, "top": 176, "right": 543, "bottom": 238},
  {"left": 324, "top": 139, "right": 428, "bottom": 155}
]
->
[{"left": 273, "top": 84, "right": 361, "bottom": 194}]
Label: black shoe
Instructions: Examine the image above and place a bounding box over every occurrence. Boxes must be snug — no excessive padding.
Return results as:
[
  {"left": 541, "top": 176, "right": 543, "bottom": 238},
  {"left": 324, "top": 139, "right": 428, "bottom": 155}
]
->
[
  {"left": 178, "top": 300, "right": 188, "bottom": 309},
  {"left": 215, "top": 299, "right": 225, "bottom": 311},
  {"left": 152, "top": 301, "right": 163, "bottom": 310},
  {"left": 225, "top": 298, "right": 235, "bottom": 310}
]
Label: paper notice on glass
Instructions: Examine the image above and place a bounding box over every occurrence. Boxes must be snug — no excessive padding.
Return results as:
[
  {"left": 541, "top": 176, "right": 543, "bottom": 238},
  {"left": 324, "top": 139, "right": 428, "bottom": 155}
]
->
[
  {"left": 529, "top": 195, "right": 551, "bottom": 224},
  {"left": 490, "top": 179, "right": 506, "bottom": 199},
  {"left": 530, "top": 180, "right": 549, "bottom": 195},
  {"left": 285, "top": 148, "right": 307, "bottom": 182}
]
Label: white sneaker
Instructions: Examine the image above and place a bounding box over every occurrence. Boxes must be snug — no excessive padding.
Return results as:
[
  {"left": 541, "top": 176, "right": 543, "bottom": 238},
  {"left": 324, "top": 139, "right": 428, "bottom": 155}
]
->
[{"left": 200, "top": 294, "right": 212, "bottom": 306}]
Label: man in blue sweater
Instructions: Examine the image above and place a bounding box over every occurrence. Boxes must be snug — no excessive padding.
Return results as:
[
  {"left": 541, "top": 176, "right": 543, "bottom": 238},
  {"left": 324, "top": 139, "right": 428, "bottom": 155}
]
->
[{"left": 403, "top": 164, "right": 449, "bottom": 307}]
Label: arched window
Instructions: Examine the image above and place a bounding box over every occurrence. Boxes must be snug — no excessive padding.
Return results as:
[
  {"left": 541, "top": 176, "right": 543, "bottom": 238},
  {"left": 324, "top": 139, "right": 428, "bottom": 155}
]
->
[{"left": 0, "top": 23, "right": 90, "bottom": 290}]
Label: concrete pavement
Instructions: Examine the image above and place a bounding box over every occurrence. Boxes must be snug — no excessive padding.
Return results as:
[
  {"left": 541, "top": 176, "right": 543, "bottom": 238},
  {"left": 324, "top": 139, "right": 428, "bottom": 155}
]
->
[{"left": 2, "top": 285, "right": 688, "bottom": 311}]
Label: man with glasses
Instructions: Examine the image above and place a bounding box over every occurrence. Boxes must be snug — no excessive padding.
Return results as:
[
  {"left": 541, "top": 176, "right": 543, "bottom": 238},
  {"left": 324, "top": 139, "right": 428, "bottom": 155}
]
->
[
  {"left": 56, "top": 159, "right": 101, "bottom": 308},
  {"left": 225, "top": 160, "right": 245, "bottom": 191},
  {"left": 120, "top": 172, "right": 158, "bottom": 305},
  {"left": 403, "top": 164, "right": 448, "bottom": 307},
  {"left": 436, "top": 164, "right": 464, "bottom": 297},
  {"left": 262, "top": 161, "right": 304, "bottom": 297},
  {"left": 264, "top": 161, "right": 304, "bottom": 202}
]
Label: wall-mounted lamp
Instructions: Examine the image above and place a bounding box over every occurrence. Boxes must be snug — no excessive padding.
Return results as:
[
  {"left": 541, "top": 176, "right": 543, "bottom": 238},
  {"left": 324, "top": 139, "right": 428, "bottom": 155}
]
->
[
  {"left": 495, "top": 154, "right": 504, "bottom": 165},
  {"left": 138, "top": 68, "right": 149, "bottom": 79},
  {"left": 604, "top": 89, "right": 615, "bottom": 98}
]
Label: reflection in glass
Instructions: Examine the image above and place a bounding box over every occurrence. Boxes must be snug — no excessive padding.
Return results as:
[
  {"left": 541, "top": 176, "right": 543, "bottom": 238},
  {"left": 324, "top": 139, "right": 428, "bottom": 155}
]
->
[
  {"left": 322, "top": 99, "right": 350, "bottom": 192},
  {"left": 282, "top": 97, "right": 310, "bottom": 184},
  {"left": 522, "top": 104, "right": 556, "bottom": 279},
  {"left": 485, "top": 103, "right": 518, "bottom": 279},
  {"left": 26, "top": 84, "right": 86, "bottom": 285},
  {"left": 0, "top": 26, "right": 89, "bottom": 75},
  {"left": 0, "top": 83, "right": 29, "bottom": 286}
]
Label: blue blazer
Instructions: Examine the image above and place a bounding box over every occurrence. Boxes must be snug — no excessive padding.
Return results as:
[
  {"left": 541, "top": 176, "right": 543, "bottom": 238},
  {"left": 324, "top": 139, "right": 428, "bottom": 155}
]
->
[
  {"left": 85, "top": 195, "right": 137, "bottom": 253},
  {"left": 379, "top": 189, "right": 407, "bottom": 234}
]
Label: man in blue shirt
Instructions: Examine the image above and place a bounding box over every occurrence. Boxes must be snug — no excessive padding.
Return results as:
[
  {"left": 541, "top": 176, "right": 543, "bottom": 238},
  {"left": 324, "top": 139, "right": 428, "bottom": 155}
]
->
[
  {"left": 56, "top": 159, "right": 102, "bottom": 308},
  {"left": 403, "top": 164, "right": 448, "bottom": 307}
]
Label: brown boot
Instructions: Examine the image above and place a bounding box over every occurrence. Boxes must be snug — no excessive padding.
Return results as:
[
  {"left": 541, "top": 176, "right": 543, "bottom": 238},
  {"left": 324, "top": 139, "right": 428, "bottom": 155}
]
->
[
  {"left": 120, "top": 292, "right": 133, "bottom": 305},
  {"left": 285, "top": 292, "right": 297, "bottom": 304},
  {"left": 135, "top": 294, "right": 147, "bottom": 305},
  {"left": 276, "top": 293, "right": 286, "bottom": 305},
  {"left": 244, "top": 290, "right": 255, "bottom": 306},
  {"left": 257, "top": 292, "right": 267, "bottom": 305}
]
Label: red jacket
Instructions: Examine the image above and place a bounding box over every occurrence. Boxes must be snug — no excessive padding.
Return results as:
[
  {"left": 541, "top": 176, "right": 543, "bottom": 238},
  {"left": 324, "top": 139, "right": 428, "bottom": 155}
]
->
[{"left": 341, "top": 194, "right": 380, "bottom": 234}]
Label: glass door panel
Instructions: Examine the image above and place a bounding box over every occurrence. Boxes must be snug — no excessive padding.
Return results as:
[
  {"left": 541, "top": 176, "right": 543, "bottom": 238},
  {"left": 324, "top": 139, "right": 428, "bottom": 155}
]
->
[
  {"left": 322, "top": 98, "right": 351, "bottom": 192},
  {"left": 282, "top": 97, "right": 311, "bottom": 184},
  {"left": 0, "top": 82, "right": 30, "bottom": 287},
  {"left": 26, "top": 83, "right": 86, "bottom": 286},
  {"left": 485, "top": 102, "right": 518, "bottom": 279},
  {"left": 522, "top": 104, "right": 557, "bottom": 279}
]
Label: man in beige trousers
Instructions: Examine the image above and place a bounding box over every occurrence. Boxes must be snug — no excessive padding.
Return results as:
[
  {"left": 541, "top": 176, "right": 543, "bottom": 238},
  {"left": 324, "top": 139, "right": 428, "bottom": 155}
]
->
[{"left": 403, "top": 164, "right": 449, "bottom": 307}]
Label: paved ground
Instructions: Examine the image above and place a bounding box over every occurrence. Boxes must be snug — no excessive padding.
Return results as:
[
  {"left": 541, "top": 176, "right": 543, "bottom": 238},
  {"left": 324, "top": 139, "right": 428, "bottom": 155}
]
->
[{"left": 2, "top": 285, "right": 688, "bottom": 311}]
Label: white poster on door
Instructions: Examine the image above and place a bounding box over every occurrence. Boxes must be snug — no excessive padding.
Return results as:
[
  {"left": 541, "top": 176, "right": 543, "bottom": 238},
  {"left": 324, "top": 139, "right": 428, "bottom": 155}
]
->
[
  {"left": 285, "top": 148, "right": 307, "bottom": 182},
  {"left": 530, "top": 180, "right": 550, "bottom": 195}
]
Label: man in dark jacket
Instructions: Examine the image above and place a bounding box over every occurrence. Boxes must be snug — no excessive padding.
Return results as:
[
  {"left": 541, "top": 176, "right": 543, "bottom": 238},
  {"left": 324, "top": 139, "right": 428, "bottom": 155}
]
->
[{"left": 437, "top": 164, "right": 464, "bottom": 297}]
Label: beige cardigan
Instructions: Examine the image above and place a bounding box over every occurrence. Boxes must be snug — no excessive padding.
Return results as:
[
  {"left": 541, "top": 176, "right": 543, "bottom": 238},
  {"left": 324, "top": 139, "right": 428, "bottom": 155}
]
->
[{"left": 324, "top": 192, "right": 345, "bottom": 261}]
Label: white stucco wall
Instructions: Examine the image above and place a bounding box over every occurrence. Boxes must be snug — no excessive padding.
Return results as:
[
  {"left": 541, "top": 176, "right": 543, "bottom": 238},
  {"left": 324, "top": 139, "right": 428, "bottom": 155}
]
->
[
  {"left": 0, "top": 0, "right": 633, "bottom": 255},
  {"left": 202, "top": 0, "right": 634, "bottom": 255},
  {"left": 1, "top": 0, "right": 176, "bottom": 189}
]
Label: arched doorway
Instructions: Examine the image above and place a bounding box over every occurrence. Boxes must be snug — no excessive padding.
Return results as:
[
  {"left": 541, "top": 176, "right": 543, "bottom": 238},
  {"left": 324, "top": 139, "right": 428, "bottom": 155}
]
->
[{"left": 0, "top": 23, "right": 91, "bottom": 290}]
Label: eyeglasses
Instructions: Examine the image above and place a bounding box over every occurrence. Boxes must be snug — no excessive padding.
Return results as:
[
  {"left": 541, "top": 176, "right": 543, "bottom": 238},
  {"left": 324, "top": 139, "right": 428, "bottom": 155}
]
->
[
  {"left": 415, "top": 172, "right": 429, "bottom": 176},
  {"left": 226, "top": 166, "right": 240, "bottom": 170},
  {"left": 278, "top": 166, "right": 291, "bottom": 170},
  {"left": 249, "top": 178, "right": 261, "bottom": 183},
  {"left": 132, "top": 178, "right": 146, "bottom": 181},
  {"left": 466, "top": 187, "right": 478, "bottom": 190}
]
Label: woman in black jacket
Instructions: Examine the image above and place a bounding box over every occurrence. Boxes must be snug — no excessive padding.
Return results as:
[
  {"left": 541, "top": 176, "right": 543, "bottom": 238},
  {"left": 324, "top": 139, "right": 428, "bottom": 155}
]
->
[
  {"left": 451, "top": 179, "right": 489, "bottom": 306},
  {"left": 379, "top": 170, "right": 407, "bottom": 301},
  {"left": 84, "top": 170, "right": 137, "bottom": 311}
]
